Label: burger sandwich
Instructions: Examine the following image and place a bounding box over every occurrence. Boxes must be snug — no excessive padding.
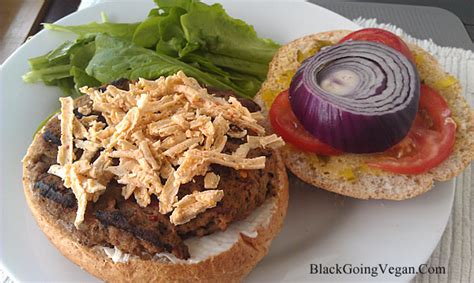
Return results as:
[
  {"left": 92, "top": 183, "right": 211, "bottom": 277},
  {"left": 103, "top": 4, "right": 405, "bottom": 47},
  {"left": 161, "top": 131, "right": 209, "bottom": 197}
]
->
[{"left": 23, "top": 72, "right": 288, "bottom": 282}]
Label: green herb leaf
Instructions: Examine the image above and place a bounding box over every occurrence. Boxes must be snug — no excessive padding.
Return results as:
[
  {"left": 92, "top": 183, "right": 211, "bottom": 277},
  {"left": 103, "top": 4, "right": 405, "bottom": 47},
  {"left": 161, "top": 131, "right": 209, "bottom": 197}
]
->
[
  {"left": 178, "top": 1, "right": 280, "bottom": 63},
  {"left": 25, "top": 0, "right": 281, "bottom": 99},
  {"left": 87, "top": 34, "right": 255, "bottom": 97},
  {"left": 44, "top": 22, "right": 140, "bottom": 40}
]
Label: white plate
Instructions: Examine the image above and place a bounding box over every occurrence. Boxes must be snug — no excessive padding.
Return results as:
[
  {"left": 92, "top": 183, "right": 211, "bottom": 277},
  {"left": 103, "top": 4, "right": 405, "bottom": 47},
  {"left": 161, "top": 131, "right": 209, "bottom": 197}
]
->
[{"left": 0, "top": 1, "right": 454, "bottom": 282}]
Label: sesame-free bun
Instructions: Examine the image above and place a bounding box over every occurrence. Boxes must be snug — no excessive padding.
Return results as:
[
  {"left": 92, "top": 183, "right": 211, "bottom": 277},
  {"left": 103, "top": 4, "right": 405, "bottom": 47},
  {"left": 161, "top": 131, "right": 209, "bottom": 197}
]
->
[
  {"left": 256, "top": 30, "right": 474, "bottom": 200},
  {"left": 22, "top": 97, "right": 289, "bottom": 282}
]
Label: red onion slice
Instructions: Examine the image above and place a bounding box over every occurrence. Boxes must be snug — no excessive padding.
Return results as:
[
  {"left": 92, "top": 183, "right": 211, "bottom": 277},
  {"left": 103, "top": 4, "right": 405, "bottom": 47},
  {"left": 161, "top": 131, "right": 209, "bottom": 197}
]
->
[{"left": 289, "top": 41, "right": 420, "bottom": 153}]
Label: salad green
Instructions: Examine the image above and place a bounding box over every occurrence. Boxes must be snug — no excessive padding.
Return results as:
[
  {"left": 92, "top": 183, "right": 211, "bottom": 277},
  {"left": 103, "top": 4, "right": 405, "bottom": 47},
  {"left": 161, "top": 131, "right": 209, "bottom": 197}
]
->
[{"left": 23, "top": 0, "right": 280, "bottom": 98}]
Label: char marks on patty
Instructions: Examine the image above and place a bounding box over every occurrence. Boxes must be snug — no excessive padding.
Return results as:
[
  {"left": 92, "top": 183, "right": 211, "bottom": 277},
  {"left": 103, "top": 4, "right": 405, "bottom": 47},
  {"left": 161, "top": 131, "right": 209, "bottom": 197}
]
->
[{"left": 30, "top": 82, "right": 278, "bottom": 260}]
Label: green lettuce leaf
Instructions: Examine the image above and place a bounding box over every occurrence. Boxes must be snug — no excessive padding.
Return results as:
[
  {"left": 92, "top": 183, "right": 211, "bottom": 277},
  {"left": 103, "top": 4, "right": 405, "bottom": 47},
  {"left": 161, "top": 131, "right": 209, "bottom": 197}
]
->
[
  {"left": 133, "top": 16, "right": 163, "bottom": 48},
  {"left": 25, "top": 0, "right": 281, "bottom": 99},
  {"left": 154, "top": 0, "right": 197, "bottom": 12},
  {"left": 71, "top": 66, "right": 100, "bottom": 91},
  {"left": 154, "top": 7, "right": 188, "bottom": 56},
  {"left": 70, "top": 40, "right": 96, "bottom": 69},
  {"left": 187, "top": 51, "right": 268, "bottom": 80},
  {"left": 23, "top": 36, "right": 99, "bottom": 94},
  {"left": 22, "top": 64, "right": 71, "bottom": 83},
  {"left": 44, "top": 22, "right": 140, "bottom": 40},
  {"left": 87, "top": 34, "right": 255, "bottom": 97},
  {"left": 177, "top": 1, "right": 280, "bottom": 63}
]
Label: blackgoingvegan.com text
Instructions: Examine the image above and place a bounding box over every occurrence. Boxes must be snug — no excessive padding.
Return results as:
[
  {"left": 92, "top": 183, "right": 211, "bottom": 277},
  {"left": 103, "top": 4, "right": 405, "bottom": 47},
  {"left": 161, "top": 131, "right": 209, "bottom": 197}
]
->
[{"left": 310, "top": 263, "right": 446, "bottom": 277}]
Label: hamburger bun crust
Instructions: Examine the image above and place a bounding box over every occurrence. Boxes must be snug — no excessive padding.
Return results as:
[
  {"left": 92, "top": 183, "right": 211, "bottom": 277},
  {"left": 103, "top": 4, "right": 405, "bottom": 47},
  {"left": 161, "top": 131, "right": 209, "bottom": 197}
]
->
[
  {"left": 22, "top": 101, "right": 289, "bottom": 282},
  {"left": 256, "top": 30, "right": 474, "bottom": 200}
]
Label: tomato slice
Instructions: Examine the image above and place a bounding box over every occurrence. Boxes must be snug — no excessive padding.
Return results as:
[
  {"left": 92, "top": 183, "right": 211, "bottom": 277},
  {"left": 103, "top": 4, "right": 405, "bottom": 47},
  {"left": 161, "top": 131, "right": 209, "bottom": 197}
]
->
[
  {"left": 367, "top": 84, "right": 456, "bottom": 174},
  {"left": 339, "top": 28, "right": 415, "bottom": 63},
  {"left": 269, "top": 90, "right": 341, "bottom": 156}
]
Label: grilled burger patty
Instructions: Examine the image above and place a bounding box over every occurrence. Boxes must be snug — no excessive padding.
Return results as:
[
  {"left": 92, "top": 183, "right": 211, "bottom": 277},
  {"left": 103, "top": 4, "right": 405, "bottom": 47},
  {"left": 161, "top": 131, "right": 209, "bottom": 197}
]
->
[{"left": 26, "top": 81, "right": 279, "bottom": 260}]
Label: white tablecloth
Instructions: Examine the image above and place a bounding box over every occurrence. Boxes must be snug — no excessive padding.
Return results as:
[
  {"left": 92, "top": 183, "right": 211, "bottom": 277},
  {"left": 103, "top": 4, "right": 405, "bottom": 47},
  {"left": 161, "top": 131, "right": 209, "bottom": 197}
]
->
[{"left": 1, "top": 2, "right": 473, "bottom": 282}]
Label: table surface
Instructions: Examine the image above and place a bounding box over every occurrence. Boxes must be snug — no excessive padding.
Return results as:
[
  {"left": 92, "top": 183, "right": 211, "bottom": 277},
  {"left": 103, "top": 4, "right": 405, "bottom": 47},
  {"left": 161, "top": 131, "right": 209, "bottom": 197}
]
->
[
  {"left": 41, "top": 0, "right": 474, "bottom": 41},
  {"left": 0, "top": 0, "right": 46, "bottom": 63},
  {"left": 314, "top": 0, "right": 474, "bottom": 50},
  {"left": 325, "top": 0, "right": 474, "bottom": 38},
  {"left": 1, "top": 0, "right": 473, "bottom": 64}
]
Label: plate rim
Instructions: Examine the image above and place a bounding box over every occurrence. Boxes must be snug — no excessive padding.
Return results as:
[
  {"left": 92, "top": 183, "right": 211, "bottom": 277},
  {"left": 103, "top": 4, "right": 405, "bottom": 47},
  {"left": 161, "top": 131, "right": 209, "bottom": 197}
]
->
[{"left": 0, "top": 1, "right": 454, "bottom": 282}]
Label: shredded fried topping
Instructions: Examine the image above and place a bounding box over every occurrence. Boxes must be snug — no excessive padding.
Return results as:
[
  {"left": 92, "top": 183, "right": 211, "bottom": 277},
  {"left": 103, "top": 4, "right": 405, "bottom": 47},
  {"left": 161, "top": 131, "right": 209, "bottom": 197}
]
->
[
  {"left": 204, "top": 172, "right": 220, "bottom": 189},
  {"left": 47, "top": 72, "right": 283, "bottom": 227},
  {"left": 57, "top": 97, "right": 74, "bottom": 165},
  {"left": 170, "top": 190, "right": 224, "bottom": 225}
]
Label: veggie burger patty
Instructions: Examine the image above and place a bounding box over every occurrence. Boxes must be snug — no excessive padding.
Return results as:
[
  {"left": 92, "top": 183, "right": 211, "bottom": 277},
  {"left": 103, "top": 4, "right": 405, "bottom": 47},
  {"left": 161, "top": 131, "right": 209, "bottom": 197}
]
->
[{"left": 25, "top": 75, "right": 282, "bottom": 260}]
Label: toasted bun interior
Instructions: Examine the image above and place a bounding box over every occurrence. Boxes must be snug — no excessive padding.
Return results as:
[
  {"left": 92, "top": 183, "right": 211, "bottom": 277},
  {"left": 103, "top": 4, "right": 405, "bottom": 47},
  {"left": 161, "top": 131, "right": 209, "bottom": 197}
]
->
[{"left": 256, "top": 30, "right": 474, "bottom": 200}]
